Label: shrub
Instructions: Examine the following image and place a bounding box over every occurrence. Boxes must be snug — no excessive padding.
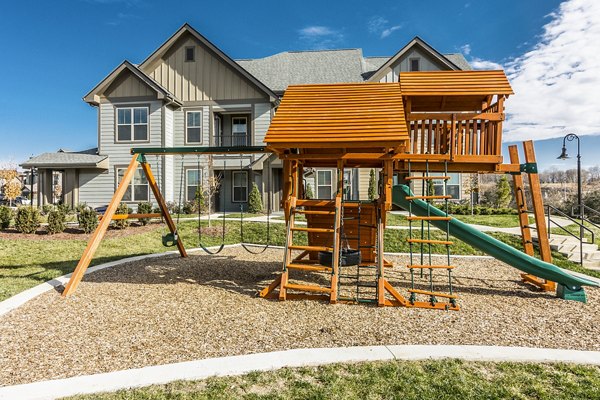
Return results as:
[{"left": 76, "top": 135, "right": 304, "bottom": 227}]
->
[
  {"left": 166, "top": 201, "right": 179, "bottom": 215},
  {"left": 112, "top": 203, "right": 132, "bottom": 229},
  {"left": 41, "top": 204, "right": 53, "bottom": 215},
  {"left": 182, "top": 201, "right": 197, "bottom": 215},
  {"left": 47, "top": 210, "right": 66, "bottom": 234},
  {"left": 78, "top": 207, "right": 98, "bottom": 234},
  {"left": 0, "top": 205, "right": 13, "bottom": 229},
  {"left": 75, "top": 203, "right": 89, "bottom": 214},
  {"left": 495, "top": 175, "right": 512, "bottom": 208},
  {"left": 305, "top": 183, "right": 314, "bottom": 199},
  {"left": 248, "top": 183, "right": 263, "bottom": 213},
  {"left": 137, "top": 202, "right": 153, "bottom": 226},
  {"left": 56, "top": 203, "right": 72, "bottom": 215},
  {"left": 368, "top": 169, "right": 377, "bottom": 201},
  {"left": 14, "top": 207, "right": 41, "bottom": 234}
]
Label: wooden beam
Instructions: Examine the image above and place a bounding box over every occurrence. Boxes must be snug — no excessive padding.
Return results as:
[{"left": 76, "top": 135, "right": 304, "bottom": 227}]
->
[
  {"left": 62, "top": 154, "right": 139, "bottom": 297},
  {"left": 509, "top": 145, "right": 534, "bottom": 256},
  {"left": 98, "top": 213, "right": 162, "bottom": 221},
  {"left": 141, "top": 161, "right": 187, "bottom": 258}
]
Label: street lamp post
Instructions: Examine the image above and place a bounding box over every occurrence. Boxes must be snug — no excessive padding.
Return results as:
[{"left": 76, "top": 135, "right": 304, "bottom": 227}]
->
[{"left": 557, "top": 133, "right": 584, "bottom": 262}]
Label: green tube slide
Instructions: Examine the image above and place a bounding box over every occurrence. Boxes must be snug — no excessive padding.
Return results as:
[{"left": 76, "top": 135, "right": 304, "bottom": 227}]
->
[{"left": 392, "top": 185, "right": 599, "bottom": 302}]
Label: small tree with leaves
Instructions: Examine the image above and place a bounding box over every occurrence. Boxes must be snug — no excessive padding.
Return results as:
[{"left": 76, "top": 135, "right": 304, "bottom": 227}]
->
[
  {"left": 495, "top": 175, "right": 512, "bottom": 208},
  {"left": 427, "top": 179, "right": 435, "bottom": 197},
  {"left": 305, "top": 183, "right": 314, "bottom": 199},
  {"left": 368, "top": 169, "right": 377, "bottom": 201},
  {"left": 248, "top": 183, "right": 263, "bottom": 213},
  {"left": 4, "top": 180, "right": 21, "bottom": 206},
  {"left": 204, "top": 173, "right": 222, "bottom": 227}
]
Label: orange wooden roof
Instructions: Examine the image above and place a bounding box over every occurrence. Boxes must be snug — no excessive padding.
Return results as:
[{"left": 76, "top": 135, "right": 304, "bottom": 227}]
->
[
  {"left": 265, "top": 83, "right": 408, "bottom": 148},
  {"left": 399, "top": 70, "right": 514, "bottom": 96}
]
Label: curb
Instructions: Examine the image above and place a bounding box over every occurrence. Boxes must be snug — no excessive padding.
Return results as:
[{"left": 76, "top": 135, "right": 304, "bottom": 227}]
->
[{"left": 1, "top": 345, "right": 599, "bottom": 400}]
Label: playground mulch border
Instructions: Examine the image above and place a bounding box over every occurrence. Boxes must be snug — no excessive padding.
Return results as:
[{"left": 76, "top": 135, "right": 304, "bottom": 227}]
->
[{"left": 0, "top": 247, "right": 599, "bottom": 386}]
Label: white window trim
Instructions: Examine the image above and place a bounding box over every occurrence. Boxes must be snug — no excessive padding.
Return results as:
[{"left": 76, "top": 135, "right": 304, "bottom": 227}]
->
[
  {"left": 232, "top": 171, "right": 248, "bottom": 203},
  {"left": 185, "top": 110, "right": 203, "bottom": 145},
  {"left": 115, "top": 167, "right": 150, "bottom": 202},
  {"left": 115, "top": 106, "right": 150, "bottom": 143},
  {"left": 316, "top": 170, "right": 333, "bottom": 199},
  {"left": 185, "top": 168, "right": 203, "bottom": 202}
]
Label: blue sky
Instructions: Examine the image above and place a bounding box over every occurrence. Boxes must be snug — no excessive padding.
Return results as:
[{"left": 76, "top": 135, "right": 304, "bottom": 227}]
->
[{"left": 0, "top": 0, "right": 597, "bottom": 171}]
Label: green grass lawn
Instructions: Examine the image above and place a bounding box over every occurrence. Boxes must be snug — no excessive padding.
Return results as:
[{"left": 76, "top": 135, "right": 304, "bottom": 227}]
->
[
  {"left": 64, "top": 359, "right": 600, "bottom": 400},
  {"left": 1, "top": 220, "right": 597, "bottom": 302},
  {"left": 550, "top": 220, "right": 600, "bottom": 246}
]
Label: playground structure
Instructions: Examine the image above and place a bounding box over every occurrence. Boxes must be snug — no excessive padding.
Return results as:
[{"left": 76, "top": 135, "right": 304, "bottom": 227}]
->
[{"left": 62, "top": 70, "right": 598, "bottom": 309}]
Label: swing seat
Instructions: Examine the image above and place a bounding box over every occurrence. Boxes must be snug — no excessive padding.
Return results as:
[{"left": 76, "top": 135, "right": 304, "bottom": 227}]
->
[
  {"left": 162, "top": 232, "right": 178, "bottom": 247},
  {"left": 318, "top": 249, "right": 361, "bottom": 266}
]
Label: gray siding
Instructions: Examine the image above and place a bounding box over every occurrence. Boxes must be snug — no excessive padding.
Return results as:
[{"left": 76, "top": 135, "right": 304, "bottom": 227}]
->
[
  {"left": 79, "top": 100, "right": 163, "bottom": 208},
  {"left": 379, "top": 47, "right": 449, "bottom": 83},
  {"left": 164, "top": 106, "right": 174, "bottom": 202},
  {"left": 253, "top": 103, "right": 271, "bottom": 145}
]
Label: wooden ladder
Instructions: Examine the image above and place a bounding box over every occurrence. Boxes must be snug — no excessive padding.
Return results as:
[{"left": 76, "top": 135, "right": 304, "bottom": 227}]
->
[{"left": 278, "top": 196, "right": 343, "bottom": 303}]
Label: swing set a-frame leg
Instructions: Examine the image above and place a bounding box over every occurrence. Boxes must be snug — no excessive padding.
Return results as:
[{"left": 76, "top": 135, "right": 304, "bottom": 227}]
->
[{"left": 62, "top": 154, "right": 186, "bottom": 297}]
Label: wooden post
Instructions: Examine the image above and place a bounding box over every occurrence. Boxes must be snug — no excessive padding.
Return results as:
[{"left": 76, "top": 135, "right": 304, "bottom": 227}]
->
[
  {"left": 141, "top": 160, "right": 187, "bottom": 258},
  {"left": 508, "top": 145, "right": 534, "bottom": 256},
  {"left": 523, "top": 140, "right": 556, "bottom": 292},
  {"left": 62, "top": 154, "right": 140, "bottom": 297},
  {"left": 377, "top": 201, "right": 386, "bottom": 306}
]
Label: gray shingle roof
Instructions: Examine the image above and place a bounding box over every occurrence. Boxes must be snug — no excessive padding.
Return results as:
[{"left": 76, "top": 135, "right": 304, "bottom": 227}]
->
[
  {"left": 237, "top": 49, "right": 471, "bottom": 92},
  {"left": 21, "top": 148, "right": 108, "bottom": 169},
  {"left": 237, "top": 49, "right": 365, "bottom": 92}
]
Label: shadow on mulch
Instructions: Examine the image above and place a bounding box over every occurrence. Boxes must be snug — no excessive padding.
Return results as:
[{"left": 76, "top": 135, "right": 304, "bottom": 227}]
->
[{"left": 0, "top": 222, "right": 163, "bottom": 240}]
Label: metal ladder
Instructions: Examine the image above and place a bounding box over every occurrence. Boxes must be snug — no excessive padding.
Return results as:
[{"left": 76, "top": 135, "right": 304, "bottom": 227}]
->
[{"left": 405, "top": 160, "right": 458, "bottom": 310}]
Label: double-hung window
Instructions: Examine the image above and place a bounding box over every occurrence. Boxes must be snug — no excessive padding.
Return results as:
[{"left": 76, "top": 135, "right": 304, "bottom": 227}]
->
[
  {"left": 116, "top": 167, "right": 149, "bottom": 202},
  {"left": 186, "top": 169, "right": 203, "bottom": 201},
  {"left": 316, "top": 170, "right": 333, "bottom": 199},
  {"left": 232, "top": 117, "right": 248, "bottom": 146},
  {"left": 232, "top": 171, "right": 248, "bottom": 202},
  {"left": 117, "top": 107, "right": 148, "bottom": 142},
  {"left": 433, "top": 172, "right": 461, "bottom": 200},
  {"left": 186, "top": 111, "right": 202, "bottom": 144},
  {"left": 409, "top": 58, "right": 420, "bottom": 71}
]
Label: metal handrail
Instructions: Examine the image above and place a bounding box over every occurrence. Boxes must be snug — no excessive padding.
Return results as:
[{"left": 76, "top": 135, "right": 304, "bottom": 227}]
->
[
  {"left": 571, "top": 204, "right": 600, "bottom": 230},
  {"left": 213, "top": 134, "right": 250, "bottom": 147},
  {"left": 546, "top": 205, "right": 595, "bottom": 265}
]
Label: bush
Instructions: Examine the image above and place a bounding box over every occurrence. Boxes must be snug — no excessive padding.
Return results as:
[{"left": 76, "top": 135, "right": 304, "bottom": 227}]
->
[
  {"left": 137, "top": 202, "right": 153, "bottom": 225},
  {"left": 47, "top": 210, "right": 66, "bottom": 234},
  {"left": 56, "top": 203, "right": 72, "bottom": 215},
  {"left": 368, "top": 169, "right": 377, "bottom": 201},
  {"left": 166, "top": 201, "right": 179, "bottom": 215},
  {"left": 75, "top": 203, "right": 89, "bottom": 214},
  {"left": 78, "top": 207, "right": 98, "bottom": 234},
  {"left": 0, "top": 205, "right": 13, "bottom": 229},
  {"left": 248, "top": 183, "right": 263, "bottom": 213},
  {"left": 41, "top": 204, "right": 53, "bottom": 215},
  {"left": 14, "top": 207, "right": 41, "bottom": 234},
  {"left": 495, "top": 175, "right": 512, "bottom": 208},
  {"left": 112, "top": 203, "right": 132, "bottom": 229},
  {"left": 305, "top": 183, "right": 314, "bottom": 199}
]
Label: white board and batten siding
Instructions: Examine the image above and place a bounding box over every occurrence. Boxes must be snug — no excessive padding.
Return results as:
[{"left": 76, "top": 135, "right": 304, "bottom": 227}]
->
[
  {"left": 79, "top": 100, "right": 163, "bottom": 208},
  {"left": 253, "top": 103, "right": 271, "bottom": 145},
  {"left": 378, "top": 47, "right": 449, "bottom": 83}
]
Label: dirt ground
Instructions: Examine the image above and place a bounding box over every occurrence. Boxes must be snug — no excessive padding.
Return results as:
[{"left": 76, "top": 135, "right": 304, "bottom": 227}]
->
[{"left": 0, "top": 247, "right": 598, "bottom": 386}]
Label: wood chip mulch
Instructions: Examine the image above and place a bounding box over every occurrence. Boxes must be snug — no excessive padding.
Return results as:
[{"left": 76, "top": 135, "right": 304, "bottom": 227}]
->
[{"left": 0, "top": 247, "right": 598, "bottom": 386}]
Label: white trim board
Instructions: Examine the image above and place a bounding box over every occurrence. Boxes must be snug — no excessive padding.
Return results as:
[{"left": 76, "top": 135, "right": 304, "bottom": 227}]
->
[{"left": 1, "top": 345, "right": 599, "bottom": 400}]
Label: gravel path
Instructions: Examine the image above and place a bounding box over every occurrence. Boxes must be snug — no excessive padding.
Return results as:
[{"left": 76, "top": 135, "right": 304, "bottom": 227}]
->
[{"left": 1, "top": 247, "right": 598, "bottom": 386}]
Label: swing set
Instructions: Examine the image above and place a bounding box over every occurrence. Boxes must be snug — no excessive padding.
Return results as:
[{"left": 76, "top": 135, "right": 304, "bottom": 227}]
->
[{"left": 61, "top": 145, "right": 273, "bottom": 297}]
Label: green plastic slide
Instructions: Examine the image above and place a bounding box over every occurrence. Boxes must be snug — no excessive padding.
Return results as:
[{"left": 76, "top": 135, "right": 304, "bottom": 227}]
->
[{"left": 392, "top": 185, "right": 598, "bottom": 301}]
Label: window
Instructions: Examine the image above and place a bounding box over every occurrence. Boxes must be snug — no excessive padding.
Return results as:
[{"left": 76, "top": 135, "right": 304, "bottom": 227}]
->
[
  {"left": 186, "top": 169, "right": 202, "bottom": 201},
  {"left": 185, "top": 46, "right": 195, "bottom": 62},
  {"left": 409, "top": 58, "right": 420, "bottom": 71},
  {"left": 343, "top": 170, "right": 353, "bottom": 200},
  {"left": 316, "top": 170, "right": 333, "bottom": 199},
  {"left": 186, "top": 111, "right": 202, "bottom": 143},
  {"left": 117, "top": 107, "right": 148, "bottom": 142},
  {"left": 232, "top": 171, "right": 248, "bottom": 202},
  {"left": 433, "top": 172, "right": 461, "bottom": 200},
  {"left": 232, "top": 117, "right": 248, "bottom": 146},
  {"left": 116, "top": 167, "right": 149, "bottom": 202}
]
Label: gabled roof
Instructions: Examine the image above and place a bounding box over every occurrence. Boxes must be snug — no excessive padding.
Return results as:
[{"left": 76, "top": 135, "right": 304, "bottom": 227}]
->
[
  {"left": 265, "top": 83, "right": 408, "bottom": 149},
  {"left": 83, "top": 61, "right": 181, "bottom": 106},
  {"left": 236, "top": 49, "right": 365, "bottom": 93},
  {"left": 139, "top": 23, "right": 278, "bottom": 102},
  {"left": 21, "top": 148, "right": 109, "bottom": 169},
  {"left": 399, "top": 71, "right": 513, "bottom": 96},
  {"left": 367, "top": 37, "right": 461, "bottom": 82}
]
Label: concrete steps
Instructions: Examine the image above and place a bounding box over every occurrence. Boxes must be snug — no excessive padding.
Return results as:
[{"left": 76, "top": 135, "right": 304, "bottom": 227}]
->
[{"left": 542, "top": 235, "right": 600, "bottom": 270}]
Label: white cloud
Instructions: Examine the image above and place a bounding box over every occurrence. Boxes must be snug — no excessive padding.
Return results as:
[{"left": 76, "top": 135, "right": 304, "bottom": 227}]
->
[
  {"left": 503, "top": 0, "right": 600, "bottom": 142},
  {"left": 470, "top": 57, "right": 503, "bottom": 70},
  {"left": 460, "top": 44, "right": 471, "bottom": 55},
  {"left": 368, "top": 16, "right": 402, "bottom": 39},
  {"left": 298, "top": 26, "right": 343, "bottom": 49}
]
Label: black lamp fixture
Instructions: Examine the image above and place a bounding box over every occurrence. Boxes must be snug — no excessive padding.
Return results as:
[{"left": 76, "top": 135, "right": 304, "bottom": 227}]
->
[{"left": 557, "top": 133, "right": 583, "bottom": 221}]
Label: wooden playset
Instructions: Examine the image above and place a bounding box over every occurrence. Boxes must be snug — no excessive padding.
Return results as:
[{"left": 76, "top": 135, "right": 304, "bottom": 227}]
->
[{"left": 62, "top": 70, "right": 597, "bottom": 308}]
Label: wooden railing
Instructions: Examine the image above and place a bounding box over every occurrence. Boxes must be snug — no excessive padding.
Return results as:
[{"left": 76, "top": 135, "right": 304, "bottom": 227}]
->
[{"left": 407, "top": 103, "right": 504, "bottom": 162}]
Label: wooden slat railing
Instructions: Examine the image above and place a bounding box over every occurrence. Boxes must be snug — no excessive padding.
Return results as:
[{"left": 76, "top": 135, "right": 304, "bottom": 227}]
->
[{"left": 407, "top": 106, "right": 504, "bottom": 162}]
